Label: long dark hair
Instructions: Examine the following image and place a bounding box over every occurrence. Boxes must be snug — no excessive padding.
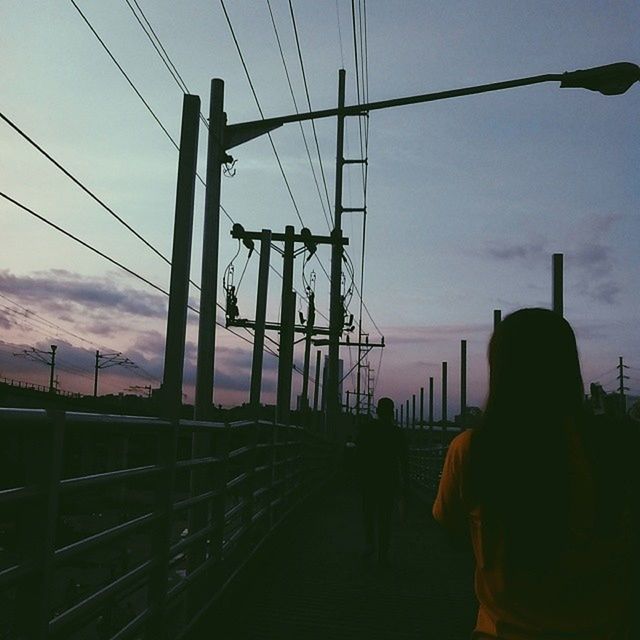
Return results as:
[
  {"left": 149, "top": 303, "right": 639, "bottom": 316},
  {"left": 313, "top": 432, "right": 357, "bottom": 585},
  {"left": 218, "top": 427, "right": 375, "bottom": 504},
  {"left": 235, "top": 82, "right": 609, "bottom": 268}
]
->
[{"left": 468, "top": 308, "right": 586, "bottom": 569}]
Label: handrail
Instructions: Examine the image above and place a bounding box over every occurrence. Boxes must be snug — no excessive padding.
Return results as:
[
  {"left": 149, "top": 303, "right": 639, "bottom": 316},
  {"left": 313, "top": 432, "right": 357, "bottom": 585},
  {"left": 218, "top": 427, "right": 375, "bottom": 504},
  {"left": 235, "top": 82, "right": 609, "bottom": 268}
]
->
[{"left": 0, "top": 407, "right": 336, "bottom": 639}]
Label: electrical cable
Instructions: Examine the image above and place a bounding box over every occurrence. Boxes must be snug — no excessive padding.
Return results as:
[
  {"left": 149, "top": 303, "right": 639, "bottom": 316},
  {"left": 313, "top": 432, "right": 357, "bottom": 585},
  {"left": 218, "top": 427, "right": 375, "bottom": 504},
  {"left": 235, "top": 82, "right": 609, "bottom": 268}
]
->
[
  {"left": 287, "top": 0, "right": 333, "bottom": 220},
  {"left": 123, "top": 0, "right": 210, "bottom": 130},
  {"left": 0, "top": 191, "right": 279, "bottom": 358},
  {"left": 219, "top": 0, "right": 333, "bottom": 287},
  {"left": 266, "top": 0, "right": 333, "bottom": 232}
]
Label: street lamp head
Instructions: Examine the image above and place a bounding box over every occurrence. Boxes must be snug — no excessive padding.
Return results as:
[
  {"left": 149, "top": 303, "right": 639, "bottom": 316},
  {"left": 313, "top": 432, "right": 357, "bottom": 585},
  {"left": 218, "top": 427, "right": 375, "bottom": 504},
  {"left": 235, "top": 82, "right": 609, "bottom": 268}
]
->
[{"left": 560, "top": 62, "right": 640, "bottom": 95}]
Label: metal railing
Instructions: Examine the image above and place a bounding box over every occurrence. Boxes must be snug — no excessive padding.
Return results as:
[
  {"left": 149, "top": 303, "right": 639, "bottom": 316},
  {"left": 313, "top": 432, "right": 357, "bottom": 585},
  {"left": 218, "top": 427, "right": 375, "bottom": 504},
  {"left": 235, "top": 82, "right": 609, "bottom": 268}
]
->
[
  {"left": 402, "top": 429, "right": 454, "bottom": 503},
  {"left": 0, "top": 408, "right": 336, "bottom": 639}
]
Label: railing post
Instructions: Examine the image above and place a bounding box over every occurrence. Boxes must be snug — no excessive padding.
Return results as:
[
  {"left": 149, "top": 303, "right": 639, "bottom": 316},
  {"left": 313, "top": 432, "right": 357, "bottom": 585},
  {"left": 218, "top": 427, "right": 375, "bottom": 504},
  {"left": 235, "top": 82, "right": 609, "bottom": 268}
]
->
[
  {"left": 209, "top": 424, "right": 229, "bottom": 569},
  {"left": 241, "top": 421, "right": 259, "bottom": 549},
  {"left": 147, "top": 419, "right": 178, "bottom": 639},
  {"left": 17, "top": 409, "right": 65, "bottom": 639}
]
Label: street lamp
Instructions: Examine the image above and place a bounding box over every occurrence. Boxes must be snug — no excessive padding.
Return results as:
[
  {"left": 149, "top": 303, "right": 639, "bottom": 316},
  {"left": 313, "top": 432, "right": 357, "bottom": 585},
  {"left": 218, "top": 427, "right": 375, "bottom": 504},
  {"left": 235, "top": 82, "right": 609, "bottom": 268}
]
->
[{"left": 191, "top": 61, "right": 638, "bottom": 420}]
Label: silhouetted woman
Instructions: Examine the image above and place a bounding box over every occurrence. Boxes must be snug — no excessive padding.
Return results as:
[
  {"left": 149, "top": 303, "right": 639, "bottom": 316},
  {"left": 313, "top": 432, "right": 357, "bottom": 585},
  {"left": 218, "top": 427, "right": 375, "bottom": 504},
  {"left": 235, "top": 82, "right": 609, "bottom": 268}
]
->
[{"left": 433, "top": 308, "right": 638, "bottom": 639}]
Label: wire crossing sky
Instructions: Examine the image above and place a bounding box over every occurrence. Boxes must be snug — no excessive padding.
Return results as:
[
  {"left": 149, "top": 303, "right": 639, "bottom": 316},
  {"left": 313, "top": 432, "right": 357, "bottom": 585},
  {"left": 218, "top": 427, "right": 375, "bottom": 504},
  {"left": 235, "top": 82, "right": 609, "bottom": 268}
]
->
[{"left": 1, "top": 1, "right": 638, "bottom": 409}]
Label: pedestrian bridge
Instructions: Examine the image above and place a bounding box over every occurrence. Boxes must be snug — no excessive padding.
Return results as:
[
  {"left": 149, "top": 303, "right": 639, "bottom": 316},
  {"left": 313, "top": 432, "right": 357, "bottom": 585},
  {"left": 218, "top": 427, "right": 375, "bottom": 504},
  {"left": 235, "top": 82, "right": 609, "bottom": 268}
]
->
[{"left": 0, "top": 408, "right": 476, "bottom": 639}]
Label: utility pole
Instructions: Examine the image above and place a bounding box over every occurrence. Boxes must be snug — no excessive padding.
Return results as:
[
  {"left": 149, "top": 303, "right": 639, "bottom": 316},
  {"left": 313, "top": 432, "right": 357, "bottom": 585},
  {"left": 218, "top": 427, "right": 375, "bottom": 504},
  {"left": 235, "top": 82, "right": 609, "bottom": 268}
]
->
[
  {"left": 367, "top": 366, "right": 374, "bottom": 414},
  {"left": 553, "top": 253, "right": 563, "bottom": 316},
  {"left": 493, "top": 309, "right": 502, "bottom": 331},
  {"left": 412, "top": 394, "right": 416, "bottom": 428},
  {"left": 228, "top": 225, "right": 345, "bottom": 421},
  {"left": 442, "top": 361, "right": 448, "bottom": 425},
  {"left": 195, "top": 78, "right": 227, "bottom": 420},
  {"left": 429, "top": 376, "right": 434, "bottom": 425},
  {"left": 460, "top": 339, "right": 467, "bottom": 421},
  {"left": 161, "top": 93, "right": 200, "bottom": 417},
  {"left": 249, "top": 230, "right": 272, "bottom": 409},
  {"left": 313, "top": 349, "right": 322, "bottom": 413},
  {"left": 277, "top": 226, "right": 296, "bottom": 424},
  {"left": 300, "top": 291, "right": 316, "bottom": 411},
  {"left": 48, "top": 345, "right": 57, "bottom": 393},
  {"left": 327, "top": 69, "right": 347, "bottom": 435},
  {"left": 617, "top": 356, "right": 629, "bottom": 414},
  {"left": 94, "top": 351, "right": 137, "bottom": 398},
  {"left": 14, "top": 345, "right": 58, "bottom": 394}
]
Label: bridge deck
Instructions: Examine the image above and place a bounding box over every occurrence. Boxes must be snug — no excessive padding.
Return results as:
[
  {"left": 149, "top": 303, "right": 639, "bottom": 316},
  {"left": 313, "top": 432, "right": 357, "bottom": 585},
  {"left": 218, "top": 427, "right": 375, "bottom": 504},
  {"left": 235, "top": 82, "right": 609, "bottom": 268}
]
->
[{"left": 191, "top": 477, "right": 477, "bottom": 639}]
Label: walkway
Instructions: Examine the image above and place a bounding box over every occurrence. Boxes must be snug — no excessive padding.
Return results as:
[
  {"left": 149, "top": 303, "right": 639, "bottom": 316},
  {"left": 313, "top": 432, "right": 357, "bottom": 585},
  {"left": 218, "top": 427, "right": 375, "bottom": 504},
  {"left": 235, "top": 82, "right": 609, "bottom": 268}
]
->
[{"left": 191, "top": 476, "right": 477, "bottom": 639}]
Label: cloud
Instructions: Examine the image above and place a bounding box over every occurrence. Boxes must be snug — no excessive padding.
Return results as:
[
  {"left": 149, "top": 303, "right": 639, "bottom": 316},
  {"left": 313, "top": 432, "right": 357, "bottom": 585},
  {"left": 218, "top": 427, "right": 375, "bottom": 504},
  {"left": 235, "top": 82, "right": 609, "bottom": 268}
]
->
[
  {"left": 0, "top": 269, "right": 167, "bottom": 320},
  {"left": 486, "top": 238, "right": 546, "bottom": 261},
  {"left": 0, "top": 310, "right": 14, "bottom": 330},
  {"left": 383, "top": 322, "right": 491, "bottom": 346}
]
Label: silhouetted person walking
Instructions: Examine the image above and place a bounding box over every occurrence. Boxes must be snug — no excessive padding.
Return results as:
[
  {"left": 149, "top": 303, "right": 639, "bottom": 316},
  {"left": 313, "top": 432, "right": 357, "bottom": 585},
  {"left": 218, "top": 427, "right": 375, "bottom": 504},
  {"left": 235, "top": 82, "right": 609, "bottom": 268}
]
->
[
  {"left": 433, "top": 308, "right": 639, "bottom": 639},
  {"left": 357, "top": 397, "right": 407, "bottom": 565}
]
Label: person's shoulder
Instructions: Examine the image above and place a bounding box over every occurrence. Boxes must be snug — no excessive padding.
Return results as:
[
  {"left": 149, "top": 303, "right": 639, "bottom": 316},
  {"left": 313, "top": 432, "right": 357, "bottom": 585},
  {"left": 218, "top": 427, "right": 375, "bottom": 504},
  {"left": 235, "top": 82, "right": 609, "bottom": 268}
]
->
[
  {"left": 445, "top": 429, "right": 474, "bottom": 463},
  {"left": 449, "top": 428, "right": 473, "bottom": 450}
]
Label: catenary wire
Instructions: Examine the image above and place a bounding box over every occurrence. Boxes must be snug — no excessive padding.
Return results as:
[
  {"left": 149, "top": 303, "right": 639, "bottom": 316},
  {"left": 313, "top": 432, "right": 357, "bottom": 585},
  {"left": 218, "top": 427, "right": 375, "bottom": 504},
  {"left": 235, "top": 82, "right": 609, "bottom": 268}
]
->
[{"left": 266, "top": 0, "right": 332, "bottom": 232}]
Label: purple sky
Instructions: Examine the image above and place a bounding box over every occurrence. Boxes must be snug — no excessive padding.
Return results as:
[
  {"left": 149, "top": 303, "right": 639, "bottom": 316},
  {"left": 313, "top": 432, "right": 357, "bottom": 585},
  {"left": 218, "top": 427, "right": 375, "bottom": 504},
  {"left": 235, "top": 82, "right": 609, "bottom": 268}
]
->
[{"left": 1, "top": 2, "right": 638, "bottom": 413}]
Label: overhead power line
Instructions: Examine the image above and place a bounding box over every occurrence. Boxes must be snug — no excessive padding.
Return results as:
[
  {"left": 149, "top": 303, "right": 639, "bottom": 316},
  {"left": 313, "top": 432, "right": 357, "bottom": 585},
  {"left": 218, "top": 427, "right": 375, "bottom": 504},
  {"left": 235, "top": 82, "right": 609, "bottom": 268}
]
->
[
  {"left": 123, "top": 0, "right": 210, "bottom": 130},
  {"left": 266, "top": 0, "right": 332, "bottom": 232},
  {"left": 67, "top": 4, "right": 327, "bottom": 322},
  {"left": 0, "top": 191, "right": 280, "bottom": 358},
  {"left": 69, "top": 0, "right": 179, "bottom": 151},
  {"left": 287, "top": 0, "right": 334, "bottom": 221}
]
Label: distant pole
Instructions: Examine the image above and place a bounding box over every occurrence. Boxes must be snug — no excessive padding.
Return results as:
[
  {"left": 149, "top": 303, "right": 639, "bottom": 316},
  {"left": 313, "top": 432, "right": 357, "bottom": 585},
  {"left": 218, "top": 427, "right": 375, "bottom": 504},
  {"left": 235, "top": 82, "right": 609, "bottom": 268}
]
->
[
  {"left": 428, "top": 376, "right": 434, "bottom": 425},
  {"left": 49, "top": 344, "right": 57, "bottom": 393},
  {"left": 300, "top": 292, "right": 316, "bottom": 410},
  {"left": 250, "top": 230, "right": 272, "bottom": 409},
  {"left": 313, "top": 350, "right": 321, "bottom": 413},
  {"left": 327, "top": 69, "right": 347, "bottom": 432},
  {"left": 93, "top": 350, "right": 100, "bottom": 398},
  {"left": 618, "top": 356, "right": 629, "bottom": 414},
  {"left": 162, "top": 93, "right": 200, "bottom": 417},
  {"left": 277, "top": 226, "right": 296, "bottom": 424},
  {"left": 195, "top": 79, "right": 225, "bottom": 419},
  {"left": 420, "top": 386, "right": 424, "bottom": 428},
  {"left": 400, "top": 403, "right": 404, "bottom": 428},
  {"left": 346, "top": 390, "right": 350, "bottom": 413},
  {"left": 442, "top": 361, "right": 448, "bottom": 424},
  {"left": 412, "top": 394, "right": 416, "bottom": 429},
  {"left": 405, "top": 399, "right": 409, "bottom": 428},
  {"left": 552, "top": 253, "right": 563, "bottom": 316},
  {"left": 460, "top": 339, "right": 467, "bottom": 420},
  {"left": 493, "top": 309, "right": 502, "bottom": 331}
]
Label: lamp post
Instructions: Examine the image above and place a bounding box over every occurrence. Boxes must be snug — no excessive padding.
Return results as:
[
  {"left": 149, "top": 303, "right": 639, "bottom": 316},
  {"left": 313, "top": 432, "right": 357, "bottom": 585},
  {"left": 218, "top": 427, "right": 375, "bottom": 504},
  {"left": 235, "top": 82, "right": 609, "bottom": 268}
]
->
[{"left": 192, "top": 62, "right": 639, "bottom": 421}]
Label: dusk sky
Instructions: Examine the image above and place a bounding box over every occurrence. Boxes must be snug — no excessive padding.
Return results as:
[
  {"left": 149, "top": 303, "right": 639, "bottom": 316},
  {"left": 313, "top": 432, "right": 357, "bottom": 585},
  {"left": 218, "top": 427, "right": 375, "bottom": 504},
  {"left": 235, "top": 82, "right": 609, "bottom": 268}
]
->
[{"left": 1, "top": 1, "right": 638, "bottom": 413}]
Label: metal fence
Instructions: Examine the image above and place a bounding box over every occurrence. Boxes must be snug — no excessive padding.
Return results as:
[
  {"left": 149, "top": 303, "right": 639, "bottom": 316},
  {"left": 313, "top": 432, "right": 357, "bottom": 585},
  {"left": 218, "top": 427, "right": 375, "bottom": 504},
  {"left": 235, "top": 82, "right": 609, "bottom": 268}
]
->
[
  {"left": 0, "top": 408, "right": 336, "bottom": 639},
  {"left": 406, "top": 440, "right": 449, "bottom": 503}
]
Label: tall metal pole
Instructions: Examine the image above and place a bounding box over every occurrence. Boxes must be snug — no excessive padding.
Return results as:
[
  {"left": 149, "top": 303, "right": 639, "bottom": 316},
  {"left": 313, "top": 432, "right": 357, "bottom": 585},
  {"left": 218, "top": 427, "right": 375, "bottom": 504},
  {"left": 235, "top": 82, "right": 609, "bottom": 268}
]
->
[
  {"left": 277, "top": 226, "right": 296, "bottom": 424},
  {"left": 405, "top": 399, "right": 409, "bottom": 428},
  {"left": 249, "top": 230, "right": 272, "bottom": 409},
  {"left": 460, "top": 339, "right": 467, "bottom": 421},
  {"left": 552, "top": 253, "right": 563, "bottom": 316},
  {"left": 442, "top": 361, "right": 448, "bottom": 424},
  {"left": 49, "top": 345, "right": 57, "bottom": 393},
  {"left": 412, "top": 394, "right": 416, "bottom": 428},
  {"left": 300, "top": 292, "right": 315, "bottom": 410},
  {"left": 493, "top": 309, "right": 502, "bottom": 331},
  {"left": 313, "top": 350, "right": 321, "bottom": 413},
  {"left": 400, "top": 403, "right": 404, "bottom": 428},
  {"left": 93, "top": 350, "right": 99, "bottom": 398},
  {"left": 428, "top": 376, "right": 434, "bottom": 425},
  {"left": 420, "top": 386, "right": 424, "bottom": 429},
  {"left": 327, "top": 69, "right": 347, "bottom": 435},
  {"left": 195, "top": 79, "right": 225, "bottom": 419},
  {"left": 162, "top": 94, "right": 200, "bottom": 417}
]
